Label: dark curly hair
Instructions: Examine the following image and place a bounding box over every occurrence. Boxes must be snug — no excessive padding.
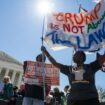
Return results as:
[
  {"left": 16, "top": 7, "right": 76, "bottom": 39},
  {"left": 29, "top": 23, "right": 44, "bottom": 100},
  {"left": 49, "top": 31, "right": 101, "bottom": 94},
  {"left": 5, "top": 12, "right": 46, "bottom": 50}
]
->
[
  {"left": 36, "top": 53, "right": 46, "bottom": 62},
  {"left": 73, "top": 51, "right": 86, "bottom": 63}
]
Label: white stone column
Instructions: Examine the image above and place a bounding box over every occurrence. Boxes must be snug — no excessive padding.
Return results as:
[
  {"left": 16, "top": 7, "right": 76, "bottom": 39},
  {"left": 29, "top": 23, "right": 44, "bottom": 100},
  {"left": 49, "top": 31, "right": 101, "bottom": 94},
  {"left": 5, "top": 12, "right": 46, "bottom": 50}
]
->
[
  {"left": 11, "top": 71, "right": 16, "bottom": 84},
  {"left": 0, "top": 68, "right": 2, "bottom": 74},
  {"left": 0, "top": 68, "right": 2, "bottom": 80},
  {"left": 17, "top": 72, "right": 23, "bottom": 87},
  {"left": 5, "top": 69, "right": 9, "bottom": 76}
]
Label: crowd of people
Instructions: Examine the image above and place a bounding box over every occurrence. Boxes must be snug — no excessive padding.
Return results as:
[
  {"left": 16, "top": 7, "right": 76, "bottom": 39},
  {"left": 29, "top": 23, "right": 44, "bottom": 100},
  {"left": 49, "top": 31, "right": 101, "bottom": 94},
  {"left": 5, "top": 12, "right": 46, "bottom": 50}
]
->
[
  {"left": 0, "top": 46, "right": 105, "bottom": 105},
  {"left": 0, "top": 54, "right": 71, "bottom": 105},
  {"left": 0, "top": 75, "right": 71, "bottom": 105},
  {"left": 0, "top": 76, "right": 25, "bottom": 105}
]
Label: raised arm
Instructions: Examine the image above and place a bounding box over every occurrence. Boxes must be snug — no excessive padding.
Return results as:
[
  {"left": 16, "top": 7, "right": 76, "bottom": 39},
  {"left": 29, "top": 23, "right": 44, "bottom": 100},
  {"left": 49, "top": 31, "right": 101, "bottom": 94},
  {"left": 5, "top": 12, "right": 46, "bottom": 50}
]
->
[
  {"left": 97, "top": 53, "right": 105, "bottom": 66},
  {"left": 90, "top": 53, "right": 105, "bottom": 71},
  {"left": 41, "top": 46, "right": 69, "bottom": 70},
  {"left": 41, "top": 46, "right": 64, "bottom": 69}
]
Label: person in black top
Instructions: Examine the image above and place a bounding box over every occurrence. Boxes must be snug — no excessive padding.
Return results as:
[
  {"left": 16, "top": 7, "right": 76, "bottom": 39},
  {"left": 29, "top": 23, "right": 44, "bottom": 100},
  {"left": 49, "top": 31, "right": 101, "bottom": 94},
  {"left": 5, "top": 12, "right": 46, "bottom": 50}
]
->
[
  {"left": 51, "top": 87, "right": 64, "bottom": 105},
  {"left": 41, "top": 46, "right": 105, "bottom": 105},
  {"left": 22, "top": 54, "right": 46, "bottom": 105},
  {"left": 64, "top": 85, "right": 71, "bottom": 105}
]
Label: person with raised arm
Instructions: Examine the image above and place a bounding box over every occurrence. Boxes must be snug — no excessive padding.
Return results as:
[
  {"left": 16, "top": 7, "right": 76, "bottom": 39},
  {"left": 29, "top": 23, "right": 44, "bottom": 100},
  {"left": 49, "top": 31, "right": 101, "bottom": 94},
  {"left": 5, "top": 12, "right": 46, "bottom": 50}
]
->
[{"left": 41, "top": 46, "right": 105, "bottom": 105}]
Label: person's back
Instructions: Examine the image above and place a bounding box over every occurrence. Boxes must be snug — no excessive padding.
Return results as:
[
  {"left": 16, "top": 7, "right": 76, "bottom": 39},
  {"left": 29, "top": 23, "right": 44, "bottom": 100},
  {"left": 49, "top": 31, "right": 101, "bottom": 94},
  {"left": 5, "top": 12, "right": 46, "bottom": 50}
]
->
[
  {"left": 64, "top": 85, "right": 71, "bottom": 105},
  {"left": 3, "top": 76, "right": 14, "bottom": 100},
  {"left": 3, "top": 83, "right": 13, "bottom": 99},
  {"left": 58, "top": 52, "right": 100, "bottom": 103},
  {"left": 51, "top": 87, "right": 65, "bottom": 105},
  {"left": 41, "top": 46, "right": 105, "bottom": 105},
  {"left": 24, "top": 84, "right": 44, "bottom": 100},
  {"left": 2, "top": 76, "right": 14, "bottom": 105}
]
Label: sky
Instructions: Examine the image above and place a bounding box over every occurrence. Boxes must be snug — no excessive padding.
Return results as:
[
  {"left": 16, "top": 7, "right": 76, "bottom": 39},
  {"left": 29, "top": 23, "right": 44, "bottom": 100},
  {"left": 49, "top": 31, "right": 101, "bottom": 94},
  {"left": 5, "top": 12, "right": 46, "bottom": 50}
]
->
[{"left": 0, "top": 0, "right": 105, "bottom": 91}]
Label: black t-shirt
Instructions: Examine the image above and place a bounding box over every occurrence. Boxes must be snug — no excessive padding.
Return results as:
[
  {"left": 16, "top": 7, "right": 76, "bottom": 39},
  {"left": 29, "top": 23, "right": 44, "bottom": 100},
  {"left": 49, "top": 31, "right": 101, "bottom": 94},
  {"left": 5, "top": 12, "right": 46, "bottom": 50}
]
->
[
  {"left": 60, "top": 60, "right": 101, "bottom": 100},
  {"left": 52, "top": 92, "right": 64, "bottom": 104},
  {"left": 24, "top": 84, "right": 44, "bottom": 100}
]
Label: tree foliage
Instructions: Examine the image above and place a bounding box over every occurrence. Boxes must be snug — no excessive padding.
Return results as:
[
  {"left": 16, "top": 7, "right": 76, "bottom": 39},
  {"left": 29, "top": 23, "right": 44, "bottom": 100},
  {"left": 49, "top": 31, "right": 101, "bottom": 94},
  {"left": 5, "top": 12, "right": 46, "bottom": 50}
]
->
[{"left": 98, "top": 87, "right": 105, "bottom": 102}]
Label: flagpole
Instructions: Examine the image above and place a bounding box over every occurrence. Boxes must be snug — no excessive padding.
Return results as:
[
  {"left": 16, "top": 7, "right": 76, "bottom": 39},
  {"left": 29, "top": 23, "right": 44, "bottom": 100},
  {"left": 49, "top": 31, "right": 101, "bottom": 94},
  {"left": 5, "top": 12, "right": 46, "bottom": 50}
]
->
[
  {"left": 41, "top": 15, "right": 46, "bottom": 102},
  {"left": 41, "top": 16, "right": 45, "bottom": 46}
]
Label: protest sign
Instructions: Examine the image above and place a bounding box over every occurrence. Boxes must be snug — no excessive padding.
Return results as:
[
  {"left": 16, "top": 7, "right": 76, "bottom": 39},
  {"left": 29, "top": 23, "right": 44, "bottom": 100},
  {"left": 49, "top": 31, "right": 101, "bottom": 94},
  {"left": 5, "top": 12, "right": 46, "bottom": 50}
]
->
[
  {"left": 44, "top": 0, "right": 105, "bottom": 51},
  {"left": 24, "top": 61, "right": 60, "bottom": 85}
]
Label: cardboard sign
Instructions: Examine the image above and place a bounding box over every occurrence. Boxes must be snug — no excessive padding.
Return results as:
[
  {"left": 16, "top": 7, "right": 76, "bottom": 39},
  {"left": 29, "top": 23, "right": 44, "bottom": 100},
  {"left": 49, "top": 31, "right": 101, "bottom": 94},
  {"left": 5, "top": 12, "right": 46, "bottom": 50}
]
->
[
  {"left": 24, "top": 61, "right": 60, "bottom": 86},
  {"left": 44, "top": 0, "right": 105, "bottom": 51}
]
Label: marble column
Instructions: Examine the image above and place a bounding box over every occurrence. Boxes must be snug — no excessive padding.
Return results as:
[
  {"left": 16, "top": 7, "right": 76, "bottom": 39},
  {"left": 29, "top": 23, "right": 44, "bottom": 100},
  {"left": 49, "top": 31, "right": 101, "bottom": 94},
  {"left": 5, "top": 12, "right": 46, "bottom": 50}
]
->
[
  {"left": 0, "top": 68, "right": 2, "bottom": 74},
  {"left": 5, "top": 69, "right": 9, "bottom": 76},
  {"left": 11, "top": 71, "right": 16, "bottom": 84},
  {"left": 17, "top": 72, "right": 23, "bottom": 87},
  {"left": 0, "top": 68, "right": 2, "bottom": 80}
]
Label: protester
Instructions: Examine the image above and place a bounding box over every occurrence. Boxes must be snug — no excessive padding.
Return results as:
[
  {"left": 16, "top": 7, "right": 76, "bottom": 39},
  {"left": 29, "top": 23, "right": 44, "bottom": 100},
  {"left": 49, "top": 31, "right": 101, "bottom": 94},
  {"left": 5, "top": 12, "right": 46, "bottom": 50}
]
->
[
  {"left": 41, "top": 46, "right": 105, "bottom": 105},
  {"left": 22, "top": 53, "right": 50, "bottom": 105},
  {"left": 64, "top": 85, "right": 70, "bottom": 94},
  {"left": 45, "top": 91, "right": 53, "bottom": 105},
  {"left": 50, "top": 87, "right": 65, "bottom": 105},
  {"left": 18, "top": 82, "right": 25, "bottom": 98},
  {"left": 64, "top": 85, "right": 71, "bottom": 105},
  {"left": 12, "top": 86, "right": 19, "bottom": 105},
  {"left": 2, "top": 76, "right": 14, "bottom": 105},
  {"left": 0, "top": 80, "right": 4, "bottom": 98}
]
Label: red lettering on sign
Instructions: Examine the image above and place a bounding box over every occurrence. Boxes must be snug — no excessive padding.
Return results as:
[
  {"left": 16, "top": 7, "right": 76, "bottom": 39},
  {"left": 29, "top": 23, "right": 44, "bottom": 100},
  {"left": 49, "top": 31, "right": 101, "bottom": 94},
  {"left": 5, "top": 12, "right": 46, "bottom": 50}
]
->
[
  {"left": 49, "top": 23, "right": 59, "bottom": 30},
  {"left": 65, "top": 13, "right": 74, "bottom": 25},
  {"left": 63, "top": 24, "right": 84, "bottom": 34},
  {"left": 72, "top": 26, "right": 78, "bottom": 34},
  {"left": 85, "top": 13, "right": 96, "bottom": 24},
  {"left": 54, "top": 5, "right": 101, "bottom": 24},
  {"left": 74, "top": 13, "right": 84, "bottom": 25},
  {"left": 63, "top": 24, "right": 71, "bottom": 32},
  {"left": 56, "top": 13, "right": 64, "bottom": 21},
  {"left": 78, "top": 26, "right": 84, "bottom": 34},
  {"left": 94, "top": 2, "right": 101, "bottom": 19}
]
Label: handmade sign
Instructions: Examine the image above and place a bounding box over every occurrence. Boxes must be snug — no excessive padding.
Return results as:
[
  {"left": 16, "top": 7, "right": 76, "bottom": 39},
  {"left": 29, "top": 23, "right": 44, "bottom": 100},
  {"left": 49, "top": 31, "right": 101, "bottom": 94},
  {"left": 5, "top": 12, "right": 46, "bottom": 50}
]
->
[
  {"left": 24, "top": 61, "right": 60, "bottom": 85},
  {"left": 44, "top": 0, "right": 105, "bottom": 51}
]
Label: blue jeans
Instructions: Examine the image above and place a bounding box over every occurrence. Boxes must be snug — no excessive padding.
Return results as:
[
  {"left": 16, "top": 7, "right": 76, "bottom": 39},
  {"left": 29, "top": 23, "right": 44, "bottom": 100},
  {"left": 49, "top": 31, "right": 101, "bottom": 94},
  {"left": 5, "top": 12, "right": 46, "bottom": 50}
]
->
[{"left": 22, "top": 97, "right": 44, "bottom": 105}]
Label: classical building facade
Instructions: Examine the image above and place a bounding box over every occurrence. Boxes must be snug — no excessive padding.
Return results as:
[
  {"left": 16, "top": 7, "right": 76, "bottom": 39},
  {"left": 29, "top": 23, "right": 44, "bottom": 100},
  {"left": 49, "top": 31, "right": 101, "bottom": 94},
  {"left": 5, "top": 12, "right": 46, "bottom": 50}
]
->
[{"left": 0, "top": 51, "right": 23, "bottom": 87}]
